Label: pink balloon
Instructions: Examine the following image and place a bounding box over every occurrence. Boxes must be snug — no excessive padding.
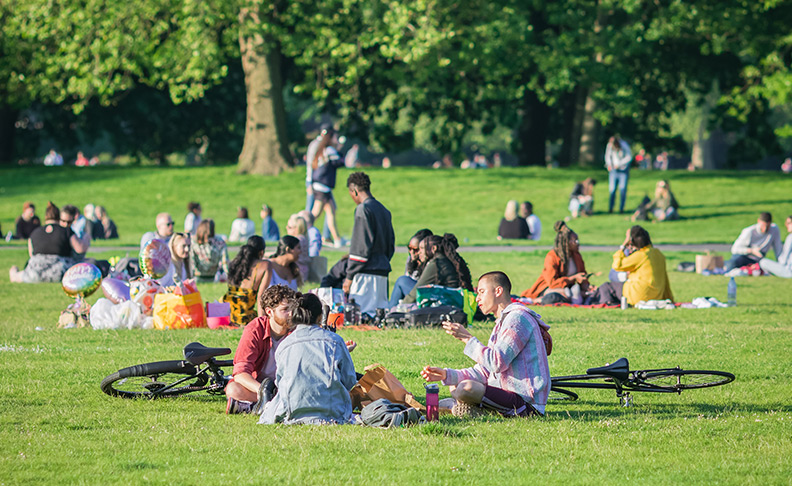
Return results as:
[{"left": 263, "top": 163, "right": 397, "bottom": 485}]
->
[
  {"left": 101, "top": 277, "right": 130, "bottom": 304},
  {"left": 139, "top": 239, "right": 171, "bottom": 279},
  {"left": 62, "top": 263, "right": 102, "bottom": 297}
]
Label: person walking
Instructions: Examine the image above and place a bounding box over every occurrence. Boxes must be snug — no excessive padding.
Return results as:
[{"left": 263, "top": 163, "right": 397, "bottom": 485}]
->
[{"left": 605, "top": 136, "right": 632, "bottom": 214}]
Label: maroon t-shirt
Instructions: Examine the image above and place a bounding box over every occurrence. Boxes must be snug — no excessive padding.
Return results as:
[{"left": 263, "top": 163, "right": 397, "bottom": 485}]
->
[{"left": 232, "top": 316, "right": 273, "bottom": 382}]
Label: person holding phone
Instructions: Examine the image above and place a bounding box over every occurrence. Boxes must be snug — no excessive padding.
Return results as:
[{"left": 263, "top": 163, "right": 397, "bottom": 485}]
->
[{"left": 521, "top": 221, "right": 590, "bottom": 305}]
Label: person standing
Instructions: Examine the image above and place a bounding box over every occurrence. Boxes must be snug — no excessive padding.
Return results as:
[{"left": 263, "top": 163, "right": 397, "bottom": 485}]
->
[
  {"left": 759, "top": 215, "right": 792, "bottom": 278},
  {"left": 343, "top": 172, "right": 395, "bottom": 316},
  {"left": 605, "top": 136, "right": 632, "bottom": 214},
  {"left": 726, "top": 212, "right": 783, "bottom": 272},
  {"left": 421, "top": 271, "right": 551, "bottom": 417}
]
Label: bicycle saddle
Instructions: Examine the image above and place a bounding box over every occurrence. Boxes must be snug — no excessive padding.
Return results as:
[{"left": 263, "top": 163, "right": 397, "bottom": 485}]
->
[
  {"left": 183, "top": 342, "right": 232, "bottom": 365},
  {"left": 586, "top": 358, "right": 630, "bottom": 382}
]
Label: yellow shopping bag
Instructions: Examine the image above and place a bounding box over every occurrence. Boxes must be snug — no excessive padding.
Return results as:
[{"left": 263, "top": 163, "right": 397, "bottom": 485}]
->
[{"left": 152, "top": 292, "right": 207, "bottom": 330}]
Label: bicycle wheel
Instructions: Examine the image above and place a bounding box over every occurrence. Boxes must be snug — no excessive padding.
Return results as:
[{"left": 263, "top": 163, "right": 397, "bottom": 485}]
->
[
  {"left": 639, "top": 370, "right": 735, "bottom": 390},
  {"left": 101, "top": 360, "right": 208, "bottom": 398},
  {"left": 548, "top": 387, "right": 578, "bottom": 401}
]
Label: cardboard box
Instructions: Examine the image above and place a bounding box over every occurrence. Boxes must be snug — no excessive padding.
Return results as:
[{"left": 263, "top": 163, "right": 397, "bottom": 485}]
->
[{"left": 695, "top": 254, "right": 724, "bottom": 274}]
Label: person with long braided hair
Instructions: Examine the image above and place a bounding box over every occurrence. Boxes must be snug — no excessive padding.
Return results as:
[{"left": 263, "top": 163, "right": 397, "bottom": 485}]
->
[
  {"left": 521, "top": 221, "right": 590, "bottom": 304},
  {"left": 403, "top": 233, "right": 473, "bottom": 303}
]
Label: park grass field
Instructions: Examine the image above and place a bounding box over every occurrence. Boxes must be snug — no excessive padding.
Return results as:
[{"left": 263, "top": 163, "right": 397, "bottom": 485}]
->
[{"left": 1, "top": 165, "right": 791, "bottom": 484}]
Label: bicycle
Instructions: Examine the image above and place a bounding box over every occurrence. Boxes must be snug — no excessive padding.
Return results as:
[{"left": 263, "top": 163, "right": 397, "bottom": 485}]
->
[
  {"left": 549, "top": 357, "right": 735, "bottom": 406},
  {"left": 101, "top": 342, "right": 233, "bottom": 398}
]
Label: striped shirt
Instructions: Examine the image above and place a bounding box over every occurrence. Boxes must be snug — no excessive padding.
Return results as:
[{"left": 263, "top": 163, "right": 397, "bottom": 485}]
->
[{"left": 443, "top": 303, "right": 551, "bottom": 414}]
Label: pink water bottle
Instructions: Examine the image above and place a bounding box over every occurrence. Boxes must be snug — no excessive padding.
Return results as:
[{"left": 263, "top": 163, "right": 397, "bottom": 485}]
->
[{"left": 425, "top": 384, "right": 439, "bottom": 421}]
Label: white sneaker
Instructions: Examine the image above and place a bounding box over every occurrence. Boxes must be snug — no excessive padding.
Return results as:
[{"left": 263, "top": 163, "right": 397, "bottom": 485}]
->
[{"left": 333, "top": 238, "right": 347, "bottom": 248}]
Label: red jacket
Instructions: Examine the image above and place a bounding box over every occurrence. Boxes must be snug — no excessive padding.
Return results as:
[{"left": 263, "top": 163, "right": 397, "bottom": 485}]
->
[
  {"left": 521, "top": 250, "right": 587, "bottom": 299},
  {"left": 232, "top": 316, "right": 274, "bottom": 381}
]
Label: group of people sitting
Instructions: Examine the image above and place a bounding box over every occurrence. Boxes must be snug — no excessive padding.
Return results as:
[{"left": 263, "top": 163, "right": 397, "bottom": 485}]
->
[
  {"left": 497, "top": 200, "right": 542, "bottom": 240},
  {"left": 182, "top": 201, "right": 282, "bottom": 244},
  {"left": 226, "top": 268, "right": 552, "bottom": 424},
  {"left": 566, "top": 177, "right": 680, "bottom": 223},
  {"left": 725, "top": 212, "right": 792, "bottom": 278},
  {"left": 521, "top": 221, "right": 673, "bottom": 307},
  {"left": 8, "top": 202, "right": 116, "bottom": 283}
]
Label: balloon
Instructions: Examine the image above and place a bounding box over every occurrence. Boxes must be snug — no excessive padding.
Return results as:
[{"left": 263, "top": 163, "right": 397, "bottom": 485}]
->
[
  {"left": 139, "top": 239, "right": 171, "bottom": 279},
  {"left": 62, "top": 263, "right": 102, "bottom": 298},
  {"left": 101, "top": 277, "right": 130, "bottom": 304}
]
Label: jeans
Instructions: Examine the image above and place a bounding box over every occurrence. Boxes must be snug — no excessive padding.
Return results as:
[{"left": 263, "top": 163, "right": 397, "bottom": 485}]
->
[
  {"left": 596, "top": 281, "right": 624, "bottom": 305},
  {"left": 608, "top": 169, "right": 630, "bottom": 213},
  {"left": 724, "top": 254, "right": 758, "bottom": 272},
  {"left": 759, "top": 258, "right": 792, "bottom": 278},
  {"left": 388, "top": 275, "right": 417, "bottom": 307}
]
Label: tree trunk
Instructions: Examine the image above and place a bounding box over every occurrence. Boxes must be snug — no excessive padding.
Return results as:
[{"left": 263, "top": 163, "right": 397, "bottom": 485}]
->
[
  {"left": 515, "top": 90, "right": 548, "bottom": 166},
  {"left": 559, "top": 88, "right": 586, "bottom": 166},
  {"left": 578, "top": 88, "right": 599, "bottom": 167},
  {"left": 237, "top": 5, "right": 292, "bottom": 176},
  {"left": 0, "top": 107, "right": 17, "bottom": 165}
]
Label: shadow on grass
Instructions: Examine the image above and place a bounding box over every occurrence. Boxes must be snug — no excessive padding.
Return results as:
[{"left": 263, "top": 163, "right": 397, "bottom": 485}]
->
[{"left": 547, "top": 400, "right": 791, "bottom": 421}]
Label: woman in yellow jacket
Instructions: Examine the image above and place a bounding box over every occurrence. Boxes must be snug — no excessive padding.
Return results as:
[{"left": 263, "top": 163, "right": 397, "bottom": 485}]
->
[{"left": 595, "top": 225, "right": 673, "bottom": 306}]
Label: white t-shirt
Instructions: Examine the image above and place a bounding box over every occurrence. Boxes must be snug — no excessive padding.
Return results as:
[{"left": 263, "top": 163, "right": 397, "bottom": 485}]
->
[{"left": 526, "top": 215, "right": 541, "bottom": 241}]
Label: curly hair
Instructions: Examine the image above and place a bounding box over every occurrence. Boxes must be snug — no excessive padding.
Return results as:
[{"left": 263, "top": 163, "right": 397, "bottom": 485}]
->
[
  {"left": 553, "top": 220, "right": 575, "bottom": 272},
  {"left": 259, "top": 284, "right": 297, "bottom": 312},
  {"left": 347, "top": 172, "right": 371, "bottom": 193},
  {"left": 435, "top": 233, "right": 473, "bottom": 291},
  {"left": 227, "top": 244, "right": 259, "bottom": 286}
]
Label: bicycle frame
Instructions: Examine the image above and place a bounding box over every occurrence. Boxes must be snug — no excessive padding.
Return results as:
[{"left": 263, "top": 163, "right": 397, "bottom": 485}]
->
[
  {"left": 150, "top": 358, "right": 233, "bottom": 397},
  {"left": 551, "top": 366, "right": 686, "bottom": 405}
]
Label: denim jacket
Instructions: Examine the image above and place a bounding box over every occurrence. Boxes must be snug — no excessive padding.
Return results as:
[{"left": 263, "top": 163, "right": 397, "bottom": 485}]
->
[{"left": 259, "top": 325, "right": 357, "bottom": 425}]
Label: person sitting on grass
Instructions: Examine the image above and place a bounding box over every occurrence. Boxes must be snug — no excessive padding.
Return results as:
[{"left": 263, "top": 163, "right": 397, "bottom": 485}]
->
[
  {"left": 759, "top": 214, "right": 792, "bottom": 278},
  {"left": 421, "top": 271, "right": 551, "bottom": 418},
  {"left": 497, "top": 200, "right": 530, "bottom": 240},
  {"left": 631, "top": 180, "right": 680, "bottom": 222},
  {"left": 388, "top": 228, "right": 433, "bottom": 307},
  {"left": 403, "top": 233, "right": 474, "bottom": 304},
  {"left": 521, "top": 221, "right": 590, "bottom": 305},
  {"left": 568, "top": 177, "right": 597, "bottom": 219},
  {"left": 223, "top": 236, "right": 269, "bottom": 327},
  {"left": 140, "top": 212, "right": 175, "bottom": 249},
  {"left": 724, "top": 212, "right": 782, "bottom": 272},
  {"left": 594, "top": 225, "right": 673, "bottom": 306},
  {"left": 259, "top": 293, "right": 358, "bottom": 425},
  {"left": 225, "top": 284, "right": 298, "bottom": 414}
]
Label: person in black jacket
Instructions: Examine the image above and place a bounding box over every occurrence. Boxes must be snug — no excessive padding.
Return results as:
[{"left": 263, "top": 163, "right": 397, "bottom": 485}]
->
[{"left": 342, "top": 172, "right": 395, "bottom": 316}]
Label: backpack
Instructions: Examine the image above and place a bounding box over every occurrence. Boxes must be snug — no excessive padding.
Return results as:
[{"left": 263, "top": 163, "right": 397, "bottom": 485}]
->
[{"left": 360, "top": 399, "right": 424, "bottom": 428}]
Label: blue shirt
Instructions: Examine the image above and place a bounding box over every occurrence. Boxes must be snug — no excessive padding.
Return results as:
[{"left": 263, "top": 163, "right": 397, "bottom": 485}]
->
[
  {"left": 261, "top": 216, "right": 280, "bottom": 242},
  {"left": 259, "top": 325, "right": 357, "bottom": 425}
]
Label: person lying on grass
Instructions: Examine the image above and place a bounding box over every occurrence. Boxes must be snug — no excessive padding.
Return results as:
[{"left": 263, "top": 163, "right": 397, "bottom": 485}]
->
[
  {"left": 421, "top": 271, "right": 551, "bottom": 418},
  {"left": 259, "top": 292, "right": 358, "bottom": 425}
]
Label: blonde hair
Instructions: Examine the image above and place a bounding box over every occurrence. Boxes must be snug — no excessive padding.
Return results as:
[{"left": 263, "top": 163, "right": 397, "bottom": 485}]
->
[
  {"left": 504, "top": 200, "right": 519, "bottom": 221},
  {"left": 287, "top": 214, "right": 307, "bottom": 236},
  {"left": 169, "top": 233, "right": 192, "bottom": 281}
]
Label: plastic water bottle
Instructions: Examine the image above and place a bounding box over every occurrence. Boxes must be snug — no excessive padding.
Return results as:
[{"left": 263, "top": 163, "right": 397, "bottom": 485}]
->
[
  {"left": 727, "top": 277, "right": 737, "bottom": 307},
  {"left": 424, "top": 384, "right": 439, "bottom": 422}
]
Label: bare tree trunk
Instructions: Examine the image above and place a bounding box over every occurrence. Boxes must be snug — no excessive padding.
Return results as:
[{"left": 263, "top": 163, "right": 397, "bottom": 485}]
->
[
  {"left": 237, "top": 5, "right": 292, "bottom": 176},
  {"left": 559, "top": 88, "right": 586, "bottom": 166},
  {"left": 578, "top": 88, "right": 599, "bottom": 167},
  {"left": 0, "top": 107, "right": 17, "bottom": 165},
  {"left": 515, "top": 90, "right": 549, "bottom": 166}
]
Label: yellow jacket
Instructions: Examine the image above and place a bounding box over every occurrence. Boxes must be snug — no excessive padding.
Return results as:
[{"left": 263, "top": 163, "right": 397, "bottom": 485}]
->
[{"left": 612, "top": 246, "right": 673, "bottom": 305}]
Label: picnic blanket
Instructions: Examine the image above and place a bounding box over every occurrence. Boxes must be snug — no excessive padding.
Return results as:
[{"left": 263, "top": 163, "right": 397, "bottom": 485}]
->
[{"left": 513, "top": 297, "right": 619, "bottom": 309}]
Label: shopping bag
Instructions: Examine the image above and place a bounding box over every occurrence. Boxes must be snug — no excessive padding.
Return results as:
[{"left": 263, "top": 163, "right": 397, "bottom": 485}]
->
[
  {"left": 349, "top": 363, "right": 424, "bottom": 412},
  {"left": 152, "top": 291, "right": 207, "bottom": 330},
  {"left": 695, "top": 253, "right": 724, "bottom": 274}
]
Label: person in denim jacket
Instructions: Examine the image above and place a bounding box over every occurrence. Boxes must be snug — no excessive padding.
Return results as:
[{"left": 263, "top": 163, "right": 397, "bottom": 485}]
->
[{"left": 260, "top": 293, "right": 358, "bottom": 425}]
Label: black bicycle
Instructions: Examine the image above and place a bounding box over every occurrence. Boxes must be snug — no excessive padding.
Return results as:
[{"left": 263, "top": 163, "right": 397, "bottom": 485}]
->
[
  {"left": 549, "top": 357, "right": 735, "bottom": 405},
  {"left": 101, "top": 342, "right": 233, "bottom": 398}
]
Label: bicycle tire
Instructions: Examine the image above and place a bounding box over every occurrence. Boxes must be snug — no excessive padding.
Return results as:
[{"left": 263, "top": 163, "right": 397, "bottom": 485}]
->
[
  {"left": 548, "top": 387, "right": 578, "bottom": 401},
  {"left": 100, "top": 360, "right": 208, "bottom": 399},
  {"left": 638, "top": 369, "right": 735, "bottom": 391}
]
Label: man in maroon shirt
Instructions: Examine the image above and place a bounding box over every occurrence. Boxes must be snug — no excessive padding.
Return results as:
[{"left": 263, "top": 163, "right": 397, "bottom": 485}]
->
[{"left": 225, "top": 285, "right": 297, "bottom": 414}]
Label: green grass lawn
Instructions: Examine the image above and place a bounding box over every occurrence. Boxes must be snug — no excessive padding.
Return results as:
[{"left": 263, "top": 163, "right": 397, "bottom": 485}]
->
[
  {"left": 2, "top": 165, "right": 791, "bottom": 247},
  {"left": 1, "top": 166, "right": 791, "bottom": 484}
]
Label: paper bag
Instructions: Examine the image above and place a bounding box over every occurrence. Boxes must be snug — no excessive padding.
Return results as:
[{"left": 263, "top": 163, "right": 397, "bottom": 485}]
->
[
  {"left": 152, "top": 291, "right": 206, "bottom": 330},
  {"left": 349, "top": 363, "right": 424, "bottom": 412},
  {"left": 695, "top": 253, "right": 724, "bottom": 274}
]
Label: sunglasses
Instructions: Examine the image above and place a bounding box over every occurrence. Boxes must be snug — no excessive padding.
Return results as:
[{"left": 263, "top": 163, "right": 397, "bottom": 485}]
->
[
  {"left": 408, "top": 246, "right": 420, "bottom": 252},
  {"left": 165, "top": 222, "right": 175, "bottom": 226},
  {"left": 61, "top": 219, "right": 74, "bottom": 224}
]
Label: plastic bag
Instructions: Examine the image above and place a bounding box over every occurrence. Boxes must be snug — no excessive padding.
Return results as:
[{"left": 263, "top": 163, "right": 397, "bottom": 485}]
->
[
  {"left": 129, "top": 277, "right": 163, "bottom": 316},
  {"left": 152, "top": 291, "right": 206, "bottom": 330},
  {"left": 90, "top": 298, "right": 152, "bottom": 330}
]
